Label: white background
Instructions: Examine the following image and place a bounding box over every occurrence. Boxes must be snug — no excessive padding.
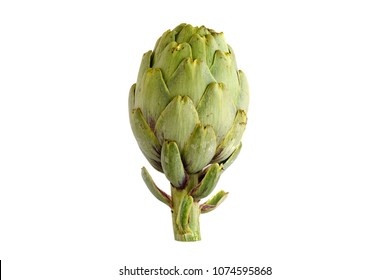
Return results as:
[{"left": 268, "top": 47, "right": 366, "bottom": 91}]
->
[{"left": 1, "top": 0, "right": 389, "bottom": 279}]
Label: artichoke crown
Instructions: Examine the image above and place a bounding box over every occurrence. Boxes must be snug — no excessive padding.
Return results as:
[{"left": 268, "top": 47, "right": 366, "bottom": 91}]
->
[{"left": 129, "top": 23, "right": 249, "bottom": 186}]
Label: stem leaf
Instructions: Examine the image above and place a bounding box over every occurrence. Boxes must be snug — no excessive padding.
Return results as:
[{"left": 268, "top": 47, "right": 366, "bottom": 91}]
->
[
  {"left": 141, "top": 167, "right": 171, "bottom": 207},
  {"left": 200, "top": 190, "right": 228, "bottom": 214},
  {"left": 176, "top": 195, "right": 193, "bottom": 234},
  {"left": 191, "top": 163, "right": 222, "bottom": 199}
]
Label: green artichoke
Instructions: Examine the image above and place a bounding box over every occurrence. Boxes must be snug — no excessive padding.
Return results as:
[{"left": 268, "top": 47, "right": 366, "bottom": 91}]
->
[{"left": 129, "top": 23, "right": 249, "bottom": 241}]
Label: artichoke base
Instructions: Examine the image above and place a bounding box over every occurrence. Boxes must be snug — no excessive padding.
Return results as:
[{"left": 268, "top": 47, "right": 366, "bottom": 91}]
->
[
  {"left": 171, "top": 186, "right": 201, "bottom": 242},
  {"left": 140, "top": 165, "right": 230, "bottom": 241}
]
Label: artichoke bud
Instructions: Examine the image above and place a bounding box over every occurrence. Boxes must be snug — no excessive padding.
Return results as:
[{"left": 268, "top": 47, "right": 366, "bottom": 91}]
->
[{"left": 130, "top": 23, "right": 248, "bottom": 176}]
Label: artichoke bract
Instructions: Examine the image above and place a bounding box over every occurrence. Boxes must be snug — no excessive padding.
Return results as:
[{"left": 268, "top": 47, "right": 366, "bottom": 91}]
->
[{"left": 129, "top": 23, "right": 249, "bottom": 241}]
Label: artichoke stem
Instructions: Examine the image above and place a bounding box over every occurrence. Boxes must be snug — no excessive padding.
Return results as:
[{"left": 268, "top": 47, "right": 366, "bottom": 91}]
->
[{"left": 171, "top": 182, "right": 201, "bottom": 242}]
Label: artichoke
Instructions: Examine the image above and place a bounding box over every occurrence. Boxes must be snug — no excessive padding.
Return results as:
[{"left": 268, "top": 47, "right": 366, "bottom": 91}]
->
[{"left": 129, "top": 23, "right": 249, "bottom": 241}]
